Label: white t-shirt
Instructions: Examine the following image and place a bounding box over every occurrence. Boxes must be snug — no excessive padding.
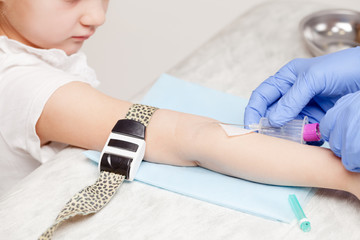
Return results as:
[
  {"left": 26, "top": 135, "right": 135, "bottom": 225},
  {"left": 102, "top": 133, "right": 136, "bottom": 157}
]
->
[{"left": 0, "top": 36, "right": 100, "bottom": 195}]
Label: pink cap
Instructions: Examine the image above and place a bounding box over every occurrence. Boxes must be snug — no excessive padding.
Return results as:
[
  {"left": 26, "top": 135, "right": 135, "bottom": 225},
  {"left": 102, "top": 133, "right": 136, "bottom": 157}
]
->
[{"left": 303, "top": 123, "right": 321, "bottom": 142}]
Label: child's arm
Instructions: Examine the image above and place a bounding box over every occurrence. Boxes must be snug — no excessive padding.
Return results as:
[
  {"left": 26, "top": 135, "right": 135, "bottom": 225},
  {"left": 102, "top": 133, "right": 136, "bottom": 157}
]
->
[{"left": 36, "top": 82, "right": 360, "bottom": 199}]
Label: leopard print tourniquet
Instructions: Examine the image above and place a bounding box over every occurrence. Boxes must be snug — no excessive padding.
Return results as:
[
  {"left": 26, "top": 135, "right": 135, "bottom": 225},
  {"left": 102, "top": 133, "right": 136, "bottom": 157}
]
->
[
  {"left": 125, "top": 104, "right": 158, "bottom": 127},
  {"left": 39, "top": 172, "right": 125, "bottom": 240},
  {"left": 39, "top": 104, "right": 158, "bottom": 239}
]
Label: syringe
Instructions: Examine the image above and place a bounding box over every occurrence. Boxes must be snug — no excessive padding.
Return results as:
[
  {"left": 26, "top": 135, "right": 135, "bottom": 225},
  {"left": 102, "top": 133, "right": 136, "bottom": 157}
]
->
[
  {"left": 249, "top": 117, "right": 321, "bottom": 144},
  {"left": 222, "top": 117, "right": 322, "bottom": 144}
]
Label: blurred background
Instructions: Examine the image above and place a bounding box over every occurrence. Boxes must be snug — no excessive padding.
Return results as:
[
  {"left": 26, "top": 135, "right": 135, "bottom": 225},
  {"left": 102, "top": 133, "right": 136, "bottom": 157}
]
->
[{"left": 82, "top": 0, "right": 359, "bottom": 101}]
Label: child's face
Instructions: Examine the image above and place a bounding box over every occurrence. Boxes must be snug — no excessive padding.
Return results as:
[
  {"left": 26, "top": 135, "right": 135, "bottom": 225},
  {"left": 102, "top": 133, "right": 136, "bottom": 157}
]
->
[{"left": 1, "top": 0, "right": 109, "bottom": 55}]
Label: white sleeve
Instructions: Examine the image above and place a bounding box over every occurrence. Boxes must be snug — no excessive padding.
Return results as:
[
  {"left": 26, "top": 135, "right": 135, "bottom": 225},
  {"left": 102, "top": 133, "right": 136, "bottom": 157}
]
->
[{"left": 0, "top": 55, "right": 95, "bottom": 163}]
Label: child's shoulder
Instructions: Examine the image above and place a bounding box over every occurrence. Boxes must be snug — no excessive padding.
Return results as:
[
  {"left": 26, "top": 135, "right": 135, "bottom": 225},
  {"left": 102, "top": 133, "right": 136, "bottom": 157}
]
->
[
  {"left": 0, "top": 36, "right": 98, "bottom": 86},
  {"left": 0, "top": 36, "right": 73, "bottom": 64},
  {"left": 0, "top": 36, "right": 61, "bottom": 67}
]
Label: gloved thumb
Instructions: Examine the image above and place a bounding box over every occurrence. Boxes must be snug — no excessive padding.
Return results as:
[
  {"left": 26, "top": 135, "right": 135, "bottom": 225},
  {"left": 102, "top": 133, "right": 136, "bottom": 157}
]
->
[
  {"left": 319, "top": 93, "right": 358, "bottom": 158},
  {"left": 319, "top": 104, "right": 341, "bottom": 156},
  {"left": 319, "top": 107, "right": 336, "bottom": 143},
  {"left": 320, "top": 92, "right": 360, "bottom": 171}
]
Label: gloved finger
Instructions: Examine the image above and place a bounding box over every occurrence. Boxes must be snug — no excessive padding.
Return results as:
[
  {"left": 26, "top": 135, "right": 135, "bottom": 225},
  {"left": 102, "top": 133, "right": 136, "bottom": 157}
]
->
[
  {"left": 245, "top": 79, "right": 287, "bottom": 125},
  {"left": 245, "top": 90, "right": 272, "bottom": 126},
  {"left": 255, "top": 94, "right": 325, "bottom": 127},
  {"left": 268, "top": 67, "right": 326, "bottom": 127},
  {"left": 299, "top": 99, "right": 326, "bottom": 123},
  {"left": 313, "top": 95, "right": 340, "bottom": 112},
  {"left": 245, "top": 59, "right": 307, "bottom": 126}
]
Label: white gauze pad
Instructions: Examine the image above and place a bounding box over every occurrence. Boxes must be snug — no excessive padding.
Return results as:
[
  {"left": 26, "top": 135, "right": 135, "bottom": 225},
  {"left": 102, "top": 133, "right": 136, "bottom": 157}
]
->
[{"left": 219, "top": 123, "right": 256, "bottom": 136}]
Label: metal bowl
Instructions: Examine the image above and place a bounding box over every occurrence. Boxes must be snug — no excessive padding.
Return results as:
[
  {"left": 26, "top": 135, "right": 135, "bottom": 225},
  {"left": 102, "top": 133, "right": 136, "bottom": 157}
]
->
[{"left": 300, "top": 9, "right": 360, "bottom": 56}]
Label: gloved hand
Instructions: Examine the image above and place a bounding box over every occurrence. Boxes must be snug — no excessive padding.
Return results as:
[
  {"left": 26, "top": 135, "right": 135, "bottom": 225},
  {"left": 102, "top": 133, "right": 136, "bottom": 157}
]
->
[
  {"left": 244, "top": 47, "right": 360, "bottom": 127},
  {"left": 320, "top": 91, "right": 360, "bottom": 172}
]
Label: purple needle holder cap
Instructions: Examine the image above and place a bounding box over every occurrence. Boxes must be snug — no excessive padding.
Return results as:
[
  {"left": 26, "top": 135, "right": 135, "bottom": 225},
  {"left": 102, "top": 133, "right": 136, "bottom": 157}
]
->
[{"left": 303, "top": 123, "right": 321, "bottom": 142}]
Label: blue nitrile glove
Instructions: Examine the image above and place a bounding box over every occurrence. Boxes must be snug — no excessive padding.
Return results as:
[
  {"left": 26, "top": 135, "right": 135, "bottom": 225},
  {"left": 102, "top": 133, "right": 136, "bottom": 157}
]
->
[
  {"left": 244, "top": 47, "right": 360, "bottom": 127},
  {"left": 320, "top": 91, "right": 360, "bottom": 172}
]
